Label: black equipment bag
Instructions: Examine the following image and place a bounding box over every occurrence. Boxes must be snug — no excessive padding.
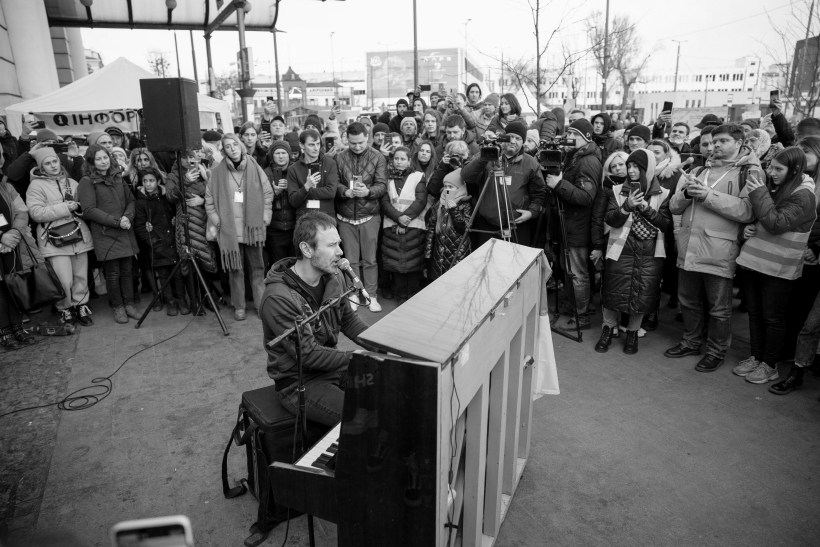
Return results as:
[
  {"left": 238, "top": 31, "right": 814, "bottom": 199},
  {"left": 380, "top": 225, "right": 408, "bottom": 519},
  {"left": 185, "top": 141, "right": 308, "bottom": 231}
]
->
[{"left": 221, "top": 385, "right": 330, "bottom": 545}]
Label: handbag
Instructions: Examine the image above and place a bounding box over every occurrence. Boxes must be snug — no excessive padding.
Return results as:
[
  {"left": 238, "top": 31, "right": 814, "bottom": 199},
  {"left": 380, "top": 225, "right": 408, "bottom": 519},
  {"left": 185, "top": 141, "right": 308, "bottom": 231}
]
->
[
  {"left": 3, "top": 236, "right": 65, "bottom": 311},
  {"left": 44, "top": 219, "right": 83, "bottom": 247}
]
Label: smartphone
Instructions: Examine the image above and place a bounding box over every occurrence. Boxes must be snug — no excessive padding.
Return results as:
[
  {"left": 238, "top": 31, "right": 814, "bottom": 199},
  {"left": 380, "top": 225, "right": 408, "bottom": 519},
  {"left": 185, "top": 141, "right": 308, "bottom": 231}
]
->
[
  {"left": 260, "top": 120, "right": 271, "bottom": 135},
  {"left": 770, "top": 90, "right": 780, "bottom": 104},
  {"left": 47, "top": 142, "right": 69, "bottom": 154},
  {"left": 438, "top": 83, "right": 445, "bottom": 93},
  {"left": 266, "top": 96, "right": 275, "bottom": 103},
  {"left": 110, "top": 516, "right": 193, "bottom": 547},
  {"left": 325, "top": 136, "right": 335, "bottom": 152},
  {"left": 420, "top": 84, "right": 431, "bottom": 92},
  {"left": 662, "top": 101, "right": 673, "bottom": 113},
  {"left": 351, "top": 174, "right": 363, "bottom": 191},
  {"left": 31, "top": 120, "right": 46, "bottom": 130}
]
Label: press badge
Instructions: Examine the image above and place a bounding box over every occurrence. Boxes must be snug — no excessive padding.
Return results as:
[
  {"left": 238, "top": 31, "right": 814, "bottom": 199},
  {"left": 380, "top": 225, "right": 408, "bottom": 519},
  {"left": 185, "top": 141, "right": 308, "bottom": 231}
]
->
[
  {"left": 0, "top": 214, "right": 7, "bottom": 227},
  {"left": 503, "top": 176, "right": 512, "bottom": 186},
  {"left": 234, "top": 192, "right": 244, "bottom": 203},
  {"left": 307, "top": 200, "right": 320, "bottom": 209}
]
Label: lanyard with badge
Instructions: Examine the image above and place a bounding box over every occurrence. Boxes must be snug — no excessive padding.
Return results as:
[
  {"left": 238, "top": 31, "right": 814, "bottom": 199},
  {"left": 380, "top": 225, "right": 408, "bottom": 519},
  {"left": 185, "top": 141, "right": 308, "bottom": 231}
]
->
[{"left": 229, "top": 166, "right": 245, "bottom": 204}]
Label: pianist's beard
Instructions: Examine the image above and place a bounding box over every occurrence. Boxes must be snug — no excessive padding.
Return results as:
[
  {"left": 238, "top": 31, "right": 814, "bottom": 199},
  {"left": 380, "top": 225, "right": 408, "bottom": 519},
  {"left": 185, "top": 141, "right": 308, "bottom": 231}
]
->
[{"left": 311, "top": 252, "right": 340, "bottom": 277}]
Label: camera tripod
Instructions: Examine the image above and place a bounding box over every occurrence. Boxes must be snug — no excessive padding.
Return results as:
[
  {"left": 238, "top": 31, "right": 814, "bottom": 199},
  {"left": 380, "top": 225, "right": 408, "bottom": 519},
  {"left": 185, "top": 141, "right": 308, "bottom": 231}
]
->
[
  {"left": 449, "top": 159, "right": 518, "bottom": 269},
  {"left": 135, "top": 151, "right": 229, "bottom": 336},
  {"left": 544, "top": 191, "right": 583, "bottom": 343}
]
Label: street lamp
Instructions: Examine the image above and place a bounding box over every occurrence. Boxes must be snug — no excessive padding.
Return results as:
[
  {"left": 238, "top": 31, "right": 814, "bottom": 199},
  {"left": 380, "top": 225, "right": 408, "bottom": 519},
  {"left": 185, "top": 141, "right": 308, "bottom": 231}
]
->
[
  {"left": 463, "top": 19, "right": 472, "bottom": 89},
  {"left": 378, "top": 41, "right": 396, "bottom": 108},
  {"left": 330, "top": 32, "right": 337, "bottom": 102}
]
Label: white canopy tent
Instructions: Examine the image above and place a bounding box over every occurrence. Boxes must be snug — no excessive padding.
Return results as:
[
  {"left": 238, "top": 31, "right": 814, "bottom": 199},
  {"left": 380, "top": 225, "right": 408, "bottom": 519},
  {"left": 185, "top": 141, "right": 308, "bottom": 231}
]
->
[{"left": 5, "top": 57, "right": 232, "bottom": 138}]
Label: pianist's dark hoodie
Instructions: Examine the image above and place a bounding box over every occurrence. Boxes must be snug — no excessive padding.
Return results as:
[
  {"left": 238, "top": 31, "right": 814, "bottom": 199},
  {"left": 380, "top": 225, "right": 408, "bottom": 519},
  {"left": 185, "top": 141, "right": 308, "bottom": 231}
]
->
[{"left": 261, "top": 257, "right": 370, "bottom": 388}]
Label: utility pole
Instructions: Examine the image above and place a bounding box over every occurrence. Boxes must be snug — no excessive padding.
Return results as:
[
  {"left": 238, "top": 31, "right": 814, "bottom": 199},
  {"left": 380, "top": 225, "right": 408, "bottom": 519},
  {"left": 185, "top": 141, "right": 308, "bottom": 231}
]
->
[
  {"left": 272, "top": 30, "right": 283, "bottom": 114},
  {"left": 600, "top": 0, "right": 609, "bottom": 111},
  {"left": 672, "top": 40, "right": 685, "bottom": 93},
  {"left": 330, "top": 32, "right": 337, "bottom": 102},
  {"left": 464, "top": 19, "right": 471, "bottom": 90},
  {"left": 189, "top": 30, "right": 198, "bottom": 87},
  {"left": 799, "top": 0, "right": 816, "bottom": 115},
  {"left": 413, "top": 0, "right": 419, "bottom": 91},
  {"left": 501, "top": 49, "right": 504, "bottom": 95},
  {"left": 173, "top": 31, "right": 181, "bottom": 77}
]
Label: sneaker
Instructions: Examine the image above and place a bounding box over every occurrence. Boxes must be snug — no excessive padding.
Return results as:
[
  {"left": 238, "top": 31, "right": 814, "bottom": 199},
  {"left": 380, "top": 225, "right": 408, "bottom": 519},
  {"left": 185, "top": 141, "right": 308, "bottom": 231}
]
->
[
  {"left": 368, "top": 297, "right": 382, "bottom": 313},
  {"left": 74, "top": 305, "right": 93, "bottom": 326},
  {"left": 58, "top": 308, "right": 75, "bottom": 324},
  {"left": 166, "top": 301, "right": 179, "bottom": 317},
  {"left": 733, "top": 356, "right": 759, "bottom": 377},
  {"left": 124, "top": 303, "right": 140, "bottom": 319},
  {"left": 637, "top": 328, "right": 647, "bottom": 338},
  {"left": 113, "top": 306, "right": 129, "bottom": 324},
  {"left": 745, "top": 361, "right": 779, "bottom": 384},
  {"left": 234, "top": 308, "right": 247, "bottom": 321},
  {"left": 13, "top": 328, "right": 36, "bottom": 347}
]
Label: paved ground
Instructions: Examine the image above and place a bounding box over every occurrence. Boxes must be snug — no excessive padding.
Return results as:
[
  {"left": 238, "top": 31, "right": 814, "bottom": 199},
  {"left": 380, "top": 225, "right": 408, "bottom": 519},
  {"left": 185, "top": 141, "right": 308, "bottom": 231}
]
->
[{"left": 1, "top": 288, "right": 819, "bottom": 547}]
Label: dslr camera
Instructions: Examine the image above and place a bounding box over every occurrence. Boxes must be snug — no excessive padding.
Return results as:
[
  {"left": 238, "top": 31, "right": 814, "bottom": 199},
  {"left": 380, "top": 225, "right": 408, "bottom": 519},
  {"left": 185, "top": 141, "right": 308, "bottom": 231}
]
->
[
  {"left": 478, "top": 133, "right": 512, "bottom": 162},
  {"left": 537, "top": 135, "right": 576, "bottom": 176}
]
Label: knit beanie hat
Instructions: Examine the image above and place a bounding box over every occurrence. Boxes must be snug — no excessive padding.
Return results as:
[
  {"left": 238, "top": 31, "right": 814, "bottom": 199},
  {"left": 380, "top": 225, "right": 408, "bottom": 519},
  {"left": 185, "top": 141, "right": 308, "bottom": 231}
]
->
[
  {"left": 526, "top": 130, "right": 540, "bottom": 146},
  {"left": 484, "top": 93, "right": 500, "bottom": 108},
  {"left": 443, "top": 169, "right": 465, "bottom": 189},
  {"left": 112, "top": 146, "right": 127, "bottom": 158},
  {"left": 269, "top": 140, "right": 292, "bottom": 156},
  {"left": 741, "top": 119, "right": 759, "bottom": 130},
  {"left": 86, "top": 130, "right": 106, "bottom": 145},
  {"left": 505, "top": 120, "right": 528, "bottom": 142},
  {"left": 304, "top": 115, "right": 323, "bottom": 131},
  {"left": 629, "top": 124, "right": 651, "bottom": 143},
  {"left": 36, "top": 129, "right": 60, "bottom": 143},
  {"left": 358, "top": 116, "right": 373, "bottom": 131},
  {"left": 105, "top": 126, "right": 124, "bottom": 137},
  {"left": 378, "top": 111, "right": 392, "bottom": 124},
  {"left": 31, "top": 147, "right": 59, "bottom": 169},
  {"left": 568, "top": 119, "right": 594, "bottom": 143},
  {"left": 203, "top": 130, "right": 222, "bottom": 142},
  {"left": 627, "top": 149, "right": 649, "bottom": 173},
  {"left": 284, "top": 132, "right": 300, "bottom": 151},
  {"left": 396, "top": 98, "right": 409, "bottom": 108},
  {"left": 373, "top": 122, "right": 390, "bottom": 135},
  {"left": 400, "top": 117, "right": 417, "bottom": 132}
]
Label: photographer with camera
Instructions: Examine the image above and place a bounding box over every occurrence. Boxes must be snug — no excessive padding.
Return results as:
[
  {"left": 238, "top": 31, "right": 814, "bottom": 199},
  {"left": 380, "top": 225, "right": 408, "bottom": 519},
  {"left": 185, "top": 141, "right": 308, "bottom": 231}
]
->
[
  {"left": 461, "top": 121, "right": 546, "bottom": 247},
  {"left": 434, "top": 115, "right": 479, "bottom": 161},
  {"left": 440, "top": 92, "right": 478, "bottom": 132},
  {"left": 544, "top": 119, "right": 603, "bottom": 330}
]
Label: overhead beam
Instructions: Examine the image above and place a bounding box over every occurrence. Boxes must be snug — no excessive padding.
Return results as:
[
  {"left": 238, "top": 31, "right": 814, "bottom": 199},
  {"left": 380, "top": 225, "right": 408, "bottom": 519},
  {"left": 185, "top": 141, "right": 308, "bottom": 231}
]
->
[
  {"left": 204, "top": 0, "right": 241, "bottom": 37},
  {"left": 45, "top": 19, "right": 274, "bottom": 32}
]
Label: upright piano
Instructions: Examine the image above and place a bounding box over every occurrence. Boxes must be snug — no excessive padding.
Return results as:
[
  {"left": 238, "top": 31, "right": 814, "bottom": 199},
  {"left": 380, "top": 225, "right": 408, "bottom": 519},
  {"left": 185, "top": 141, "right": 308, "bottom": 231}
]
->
[{"left": 272, "top": 239, "right": 552, "bottom": 546}]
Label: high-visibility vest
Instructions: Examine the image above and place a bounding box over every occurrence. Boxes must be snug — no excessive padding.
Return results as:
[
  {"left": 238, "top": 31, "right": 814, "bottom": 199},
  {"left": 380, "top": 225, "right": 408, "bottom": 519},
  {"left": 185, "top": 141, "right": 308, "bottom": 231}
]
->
[
  {"left": 383, "top": 172, "right": 427, "bottom": 230},
  {"left": 736, "top": 181, "right": 816, "bottom": 280}
]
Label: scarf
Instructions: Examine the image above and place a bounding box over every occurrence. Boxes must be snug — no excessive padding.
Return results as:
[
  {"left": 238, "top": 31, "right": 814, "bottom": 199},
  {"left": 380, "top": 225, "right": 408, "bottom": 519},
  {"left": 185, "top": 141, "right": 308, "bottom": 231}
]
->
[
  {"left": 436, "top": 184, "right": 469, "bottom": 233},
  {"left": 210, "top": 153, "right": 266, "bottom": 270}
]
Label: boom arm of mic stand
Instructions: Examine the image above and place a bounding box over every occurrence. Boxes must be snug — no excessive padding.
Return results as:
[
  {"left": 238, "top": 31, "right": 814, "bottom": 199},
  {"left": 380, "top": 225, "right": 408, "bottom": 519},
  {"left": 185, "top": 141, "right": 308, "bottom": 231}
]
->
[{"left": 266, "top": 285, "right": 359, "bottom": 349}]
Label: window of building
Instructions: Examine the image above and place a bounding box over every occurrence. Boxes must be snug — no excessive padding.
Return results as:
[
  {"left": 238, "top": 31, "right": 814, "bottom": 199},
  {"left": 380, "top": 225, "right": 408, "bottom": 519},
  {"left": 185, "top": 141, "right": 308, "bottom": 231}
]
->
[
  {"left": 685, "top": 100, "right": 689, "bottom": 107},
  {"left": 698, "top": 100, "right": 701, "bottom": 107}
]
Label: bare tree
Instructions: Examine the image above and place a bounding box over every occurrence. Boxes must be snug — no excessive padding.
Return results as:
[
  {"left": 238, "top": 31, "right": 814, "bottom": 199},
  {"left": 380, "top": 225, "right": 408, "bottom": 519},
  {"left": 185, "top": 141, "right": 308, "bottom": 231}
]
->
[
  {"left": 477, "top": 0, "right": 592, "bottom": 116},
  {"left": 760, "top": 0, "right": 820, "bottom": 117},
  {"left": 214, "top": 70, "right": 240, "bottom": 99},
  {"left": 586, "top": 13, "right": 649, "bottom": 115},
  {"left": 561, "top": 42, "right": 583, "bottom": 101},
  {"left": 147, "top": 52, "right": 170, "bottom": 78}
]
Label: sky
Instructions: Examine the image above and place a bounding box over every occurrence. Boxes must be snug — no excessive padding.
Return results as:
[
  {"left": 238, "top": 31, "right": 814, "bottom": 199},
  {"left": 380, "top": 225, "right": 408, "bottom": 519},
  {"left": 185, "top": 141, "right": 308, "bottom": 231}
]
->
[{"left": 81, "top": 0, "right": 800, "bottom": 87}]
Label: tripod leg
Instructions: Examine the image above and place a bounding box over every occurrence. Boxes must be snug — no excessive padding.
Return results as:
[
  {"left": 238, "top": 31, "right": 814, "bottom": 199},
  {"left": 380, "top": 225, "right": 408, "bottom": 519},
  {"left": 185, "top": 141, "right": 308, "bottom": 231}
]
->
[
  {"left": 190, "top": 257, "right": 230, "bottom": 336},
  {"left": 135, "top": 259, "right": 185, "bottom": 329},
  {"left": 447, "top": 167, "right": 494, "bottom": 271}
]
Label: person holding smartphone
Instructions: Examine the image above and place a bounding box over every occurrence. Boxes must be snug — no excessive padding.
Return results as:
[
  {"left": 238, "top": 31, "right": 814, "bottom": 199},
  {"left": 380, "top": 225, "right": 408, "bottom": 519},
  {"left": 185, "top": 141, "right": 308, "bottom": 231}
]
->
[
  {"left": 287, "top": 129, "right": 341, "bottom": 227},
  {"left": 7, "top": 129, "right": 82, "bottom": 199}
]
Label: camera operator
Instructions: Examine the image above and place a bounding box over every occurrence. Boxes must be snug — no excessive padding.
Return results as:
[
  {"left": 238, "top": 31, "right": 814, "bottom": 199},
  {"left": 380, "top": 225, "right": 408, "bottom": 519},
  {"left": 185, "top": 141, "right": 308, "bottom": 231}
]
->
[
  {"left": 461, "top": 121, "right": 546, "bottom": 247},
  {"left": 262, "top": 211, "right": 376, "bottom": 426},
  {"left": 544, "top": 119, "right": 604, "bottom": 330},
  {"left": 434, "top": 115, "right": 479, "bottom": 161}
]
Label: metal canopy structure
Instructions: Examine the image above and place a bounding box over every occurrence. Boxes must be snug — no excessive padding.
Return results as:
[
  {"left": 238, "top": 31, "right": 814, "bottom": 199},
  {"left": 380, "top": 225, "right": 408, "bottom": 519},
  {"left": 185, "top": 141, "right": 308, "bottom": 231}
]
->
[{"left": 44, "top": 0, "right": 279, "bottom": 33}]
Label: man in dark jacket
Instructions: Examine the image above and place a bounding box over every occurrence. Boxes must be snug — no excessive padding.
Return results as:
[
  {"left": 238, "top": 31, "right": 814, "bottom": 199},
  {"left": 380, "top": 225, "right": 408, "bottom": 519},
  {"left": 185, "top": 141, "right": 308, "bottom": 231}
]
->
[
  {"left": 261, "top": 211, "right": 373, "bottom": 426},
  {"left": 287, "top": 129, "right": 340, "bottom": 222},
  {"left": 545, "top": 118, "right": 603, "bottom": 329},
  {"left": 529, "top": 109, "right": 562, "bottom": 142},
  {"left": 461, "top": 120, "right": 546, "bottom": 247},
  {"left": 434, "top": 115, "right": 479, "bottom": 160},
  {"left": 388, "top": 99, "right": 410, "bottom": 134},
  {"left": 334, "top": 122, "right": 388, "bottom": 312}
]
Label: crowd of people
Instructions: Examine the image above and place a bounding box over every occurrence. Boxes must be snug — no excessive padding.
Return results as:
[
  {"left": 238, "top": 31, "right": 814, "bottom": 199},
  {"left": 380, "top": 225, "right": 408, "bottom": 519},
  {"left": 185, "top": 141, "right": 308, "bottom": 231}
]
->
[{"left": 0, "top": 86, "right": 818, "bottom": 397}]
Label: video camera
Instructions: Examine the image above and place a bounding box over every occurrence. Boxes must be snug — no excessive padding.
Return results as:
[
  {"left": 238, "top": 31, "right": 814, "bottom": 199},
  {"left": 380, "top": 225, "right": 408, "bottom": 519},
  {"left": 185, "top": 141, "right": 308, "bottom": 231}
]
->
[
  {"left": 537, "top": 135, "right": 576, "bottom": 176},
  {"left": 478, "top": 133, "right": 512, "bottom": 161}
]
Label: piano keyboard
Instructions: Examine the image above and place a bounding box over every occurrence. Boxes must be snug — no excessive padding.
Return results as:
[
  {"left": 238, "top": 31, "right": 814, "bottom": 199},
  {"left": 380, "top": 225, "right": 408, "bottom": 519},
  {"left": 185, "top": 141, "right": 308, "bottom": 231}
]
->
[{"left": 294, "top": 423, "right": 341, "bottom": 473}]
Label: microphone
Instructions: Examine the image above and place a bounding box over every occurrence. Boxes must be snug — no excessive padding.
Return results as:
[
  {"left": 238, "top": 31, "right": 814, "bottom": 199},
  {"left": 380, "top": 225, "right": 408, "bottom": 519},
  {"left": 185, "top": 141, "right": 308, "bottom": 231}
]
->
[{"left": 337, "top": 258, "right": 370, "bottom": 300}]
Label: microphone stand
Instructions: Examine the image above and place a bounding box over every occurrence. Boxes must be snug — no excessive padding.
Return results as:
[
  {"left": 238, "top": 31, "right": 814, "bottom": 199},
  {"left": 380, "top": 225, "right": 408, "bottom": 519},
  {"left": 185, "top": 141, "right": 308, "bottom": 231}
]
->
[{"left": 267, "top": 283, "right": 359, "bottom": 547}]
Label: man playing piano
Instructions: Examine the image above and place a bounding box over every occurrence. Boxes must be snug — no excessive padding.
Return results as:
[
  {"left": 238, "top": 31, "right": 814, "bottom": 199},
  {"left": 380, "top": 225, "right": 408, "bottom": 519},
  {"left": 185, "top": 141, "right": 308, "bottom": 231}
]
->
[{"left": 261, "top": 211, "right": 374, "bottom": 426}]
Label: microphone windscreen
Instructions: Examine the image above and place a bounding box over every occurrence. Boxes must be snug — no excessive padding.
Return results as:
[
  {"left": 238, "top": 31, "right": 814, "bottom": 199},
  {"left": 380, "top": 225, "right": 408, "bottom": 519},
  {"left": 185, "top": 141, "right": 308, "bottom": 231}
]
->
[{"left": 337, "top": 258, "right": 351, "bottom": 271}]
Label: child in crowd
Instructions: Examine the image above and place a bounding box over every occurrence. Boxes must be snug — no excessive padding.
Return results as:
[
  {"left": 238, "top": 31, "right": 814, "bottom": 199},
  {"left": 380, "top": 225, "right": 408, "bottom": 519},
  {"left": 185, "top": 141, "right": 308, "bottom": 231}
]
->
[
  {"left": 425, "top": 168, "right": 472, "bottom": 281},
  {"left": 134, "top": 168, "right": 190, "bottom": 316},
  {"left": 379, "top": 147, "right": 428, "bottom": 302}
]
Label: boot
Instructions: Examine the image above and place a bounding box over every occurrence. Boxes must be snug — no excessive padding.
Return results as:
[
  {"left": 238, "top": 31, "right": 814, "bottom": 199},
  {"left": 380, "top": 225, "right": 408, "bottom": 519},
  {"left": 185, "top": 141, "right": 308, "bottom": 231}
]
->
[
  {"left": 624, "top": 330, "right": 639, "bottom": 355},
  {"left": 152, "top": 296, "right": 163, "bottom": 312},
  {"left": 642, "top": 311, "right": 658, "bottom": 332},
  {"left": 166, "top": 300, "right": 179, "bottom": 317},
  {"left": 768, "top": 365, "right": 804, "bottom": 395},
  {"left": 178, "top": 299, "right": 192, "bottom": 316},
  {"left": 594, "top": 326, "right": 614, "bottom": 353},
  {"left": 124, "top": 302, "right": 140, "bottom": 319},
  {"left": 114, "top": 306, "right": 129, "bottom": 324}
]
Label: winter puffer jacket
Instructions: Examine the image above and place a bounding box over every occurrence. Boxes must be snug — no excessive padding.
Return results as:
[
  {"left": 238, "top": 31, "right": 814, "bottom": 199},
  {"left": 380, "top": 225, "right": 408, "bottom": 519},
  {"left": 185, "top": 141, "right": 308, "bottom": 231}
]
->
[
  {"left": 334, "top": 147, "right": 388, "bottom": 220},
  {"left": 461, "top": 152, "right": 547, "bottom": 229},
  {"left": 590, "top": 175, "right": 623, "bottom": 252},
  {"left": 8, "top": 148, "right": 83, "bottom": 199},
  {"left": 134, "top": 188, "right": 178, "bottom": 268},
  {"left": 287, "top": 154, "right": 340, "bottom": 221},
  {"left": 264, "top": 163, "right": 296, "bottom": 232},
  {"left": 379, "top": 171, "right": 428, "bottom": 273},
  {"left": 261, "top": 258, "right": 370, "bottom": 387},
  {"left": 0, "top": 132, "right": 18, "bottom": 178},
  {"left": 602, "top": 178, "right": 672, "bottom": 315},
  {"left": 77, "top": 169, "right": 139, "bottom": 262},
  {"left": 26, "top": 168, "right": 94, "bottom": 259},
  {"left": 165, "top": 167, "right": 218, "bottom": 274},
  {"left": 424, "top": 199, "right": 472, "bottom": 280},
  {"left": 553, "top": 143, "right": 603, "bottom": 248},
  {"left": 590, "top": 113, "right": 622, "bottom": 159},
  {"left": 530, "top": 110, "right": 562, "bottom": 141}
]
